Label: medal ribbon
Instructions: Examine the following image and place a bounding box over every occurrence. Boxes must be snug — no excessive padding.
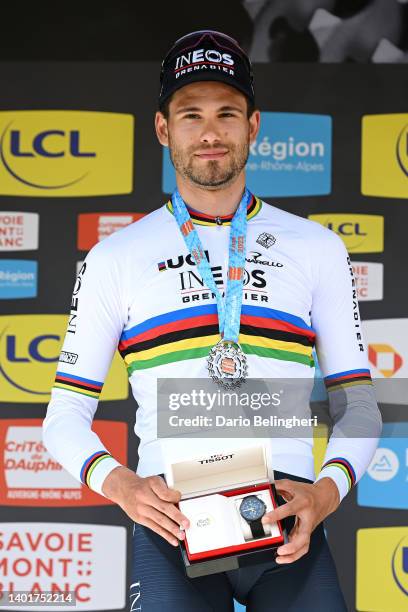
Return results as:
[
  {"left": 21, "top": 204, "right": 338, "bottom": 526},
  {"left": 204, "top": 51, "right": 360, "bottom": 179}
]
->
[{"left": 171, "top": 188, "right": 250, "bottom": 342}]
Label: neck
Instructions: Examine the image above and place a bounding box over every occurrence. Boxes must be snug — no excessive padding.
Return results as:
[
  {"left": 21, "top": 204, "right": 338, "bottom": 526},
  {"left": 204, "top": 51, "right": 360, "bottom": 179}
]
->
[{"left": 175, "top": 172, "right": 246, "bottom": 217}]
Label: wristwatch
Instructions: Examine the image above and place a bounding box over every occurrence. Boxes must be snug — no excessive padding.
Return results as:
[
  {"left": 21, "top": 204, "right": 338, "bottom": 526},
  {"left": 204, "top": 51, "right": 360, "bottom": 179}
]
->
[{"left": 239, "top": 495, "right": 267, "bottom": 539}]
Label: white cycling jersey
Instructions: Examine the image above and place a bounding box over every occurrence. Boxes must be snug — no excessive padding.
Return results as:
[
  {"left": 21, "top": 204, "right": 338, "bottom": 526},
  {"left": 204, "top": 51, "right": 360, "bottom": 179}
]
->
[{"left": 43, "top": 195, "right": 381, "bottom": 502}]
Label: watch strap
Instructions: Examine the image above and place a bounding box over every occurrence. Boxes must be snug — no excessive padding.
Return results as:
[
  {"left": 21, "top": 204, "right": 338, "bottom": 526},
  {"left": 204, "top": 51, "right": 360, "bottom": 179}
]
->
[{"left": 249, "top": 517, "right": 265, "bottom": 539}]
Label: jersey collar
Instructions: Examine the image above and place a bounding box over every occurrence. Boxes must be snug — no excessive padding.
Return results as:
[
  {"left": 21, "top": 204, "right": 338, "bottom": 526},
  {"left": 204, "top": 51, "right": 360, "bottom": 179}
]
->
[{"left": 166, "top": 194, "right": 262, "bottom": 226}]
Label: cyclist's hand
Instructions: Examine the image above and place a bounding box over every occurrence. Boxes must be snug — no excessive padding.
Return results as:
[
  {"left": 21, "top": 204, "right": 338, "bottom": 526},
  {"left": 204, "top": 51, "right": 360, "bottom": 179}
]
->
[
  {"left": 261, "top": 477, "right": 340, "bottom": 564},
  {"left": 102, "top": 466, "right": 190, "bottom": 546}
]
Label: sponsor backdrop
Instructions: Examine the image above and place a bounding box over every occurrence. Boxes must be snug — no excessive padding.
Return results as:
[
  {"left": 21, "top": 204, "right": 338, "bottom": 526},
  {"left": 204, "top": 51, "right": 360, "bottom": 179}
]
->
[{"left": 0, "top": 61, "right": 407, "bottom": 612}]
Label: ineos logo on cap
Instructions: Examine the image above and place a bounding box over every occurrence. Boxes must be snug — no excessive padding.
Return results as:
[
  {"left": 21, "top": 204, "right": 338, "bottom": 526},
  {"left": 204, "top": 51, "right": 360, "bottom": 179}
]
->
[{"left": 174, "top": 49, "right": 235, "bottom": 71}]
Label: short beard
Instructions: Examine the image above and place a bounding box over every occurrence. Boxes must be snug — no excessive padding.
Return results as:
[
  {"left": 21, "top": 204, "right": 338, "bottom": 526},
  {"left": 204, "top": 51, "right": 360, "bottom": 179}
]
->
[{"left": 169, "top": 136, "right": 250, "bottom": 189}]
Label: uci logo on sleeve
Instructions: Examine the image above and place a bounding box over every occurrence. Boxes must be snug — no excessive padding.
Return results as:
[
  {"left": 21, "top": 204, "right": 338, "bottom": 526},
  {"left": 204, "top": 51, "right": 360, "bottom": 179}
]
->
[
  {"left": 308, "top": 213, "right": 384, "bottom": 253},
  {"left": 356, "top": 527, "right": 408, "bottom": 610},
  {"left": 0, "top": 111, "right": 134, "bottom": 196},
  {"left": 362, "top": 114, "right": 408, "bottom": 198},
  {"left": 0, "top": 315, "right": 128, "bottom": 402}
]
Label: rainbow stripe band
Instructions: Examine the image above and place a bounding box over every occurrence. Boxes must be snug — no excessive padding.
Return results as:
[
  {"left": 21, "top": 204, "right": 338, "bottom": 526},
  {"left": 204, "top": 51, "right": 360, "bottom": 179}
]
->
[
  {"left": 80, "top": 450, "right": 112, "bottom": 487},
  {"left": 321, "top": 457, "right": 356, "bottom": 491},
  {"left": 53, "top": 371, "right": 103, "bottom": 399},
  {"left": 166, "top": 195, "right": 262, "bottom": 226},
  {"left": 324, "top": 368, "right": 372, "bottom": 392},
  {"left": 118, "top": 303, "right": 316, "bottom": 373}
]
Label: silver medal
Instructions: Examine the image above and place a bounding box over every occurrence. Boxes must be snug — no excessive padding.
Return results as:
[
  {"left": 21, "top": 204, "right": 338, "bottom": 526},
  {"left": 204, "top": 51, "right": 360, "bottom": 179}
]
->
[{"left": 207, "top": 340, "right": 248, "bottom": 389}]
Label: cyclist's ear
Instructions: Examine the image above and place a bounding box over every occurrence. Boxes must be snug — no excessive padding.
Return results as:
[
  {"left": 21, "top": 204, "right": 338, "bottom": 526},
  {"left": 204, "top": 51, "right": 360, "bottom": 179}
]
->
[{"left": 155, "top": 111, "right": 169, "bottom": 147}]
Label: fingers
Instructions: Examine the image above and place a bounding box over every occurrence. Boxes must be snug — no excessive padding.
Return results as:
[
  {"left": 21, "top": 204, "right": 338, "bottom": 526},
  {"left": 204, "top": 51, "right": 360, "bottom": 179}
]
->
[
  {"left": 275, "top": 517, "right": 312, "bottom": 564},
  {"left": 277, "top": 530, "right": 310, "bottom": 557},
  {"left": 125, "top": 475, "right": 191, "bottom": 547},
  {"left": 148, "top": 476, "right": 190, "bottom": 528},
  {"left": 276, "top": 543, "right": 310, "bottom": 564},
  {"left": 263, "top": 480, "right": 314, "bottom": 526},
  {"left": 139, "top": 516, "right": 181, "bottom": 547},
  {"left": 140, "top": 505, "right": 186, "bottom": 543},
  {"left": 261, "top": 498, "right": 299, "bottom": 524},
  {"left": 262, "top": 480, "right": 314, "bottom": 564},
  {"left": 261, "top": 481, "right": 303, "bottom": 524}
]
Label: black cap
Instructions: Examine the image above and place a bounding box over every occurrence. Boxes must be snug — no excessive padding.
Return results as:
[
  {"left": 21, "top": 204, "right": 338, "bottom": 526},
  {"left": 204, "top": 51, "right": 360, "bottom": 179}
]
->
[{"left": 159, "top": 30, "right": 254, "bottom": 110}]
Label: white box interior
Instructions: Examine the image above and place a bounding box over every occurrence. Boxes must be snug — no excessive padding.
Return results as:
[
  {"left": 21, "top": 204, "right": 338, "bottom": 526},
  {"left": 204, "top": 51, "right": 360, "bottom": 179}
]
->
[
  {"left": 179, "top": 487, "right": 281, "bottom": 554},
  {"left": 165, "top": 444, "right": 274, "bottom": 499}
]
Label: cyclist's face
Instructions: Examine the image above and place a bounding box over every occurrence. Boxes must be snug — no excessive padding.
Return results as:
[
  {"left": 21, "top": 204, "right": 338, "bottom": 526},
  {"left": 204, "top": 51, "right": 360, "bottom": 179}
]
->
[{"left": 157, "top": 82, "right": 260, "bottom": 189}]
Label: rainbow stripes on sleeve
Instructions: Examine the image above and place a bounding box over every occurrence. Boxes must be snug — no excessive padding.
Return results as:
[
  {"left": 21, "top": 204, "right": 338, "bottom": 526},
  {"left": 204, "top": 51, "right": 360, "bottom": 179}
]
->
[
  {"left": 320, "top": 457, "right": 356, "bottom": 492},
  {"left": 324, "top": 368, "right": 372, "bottom": 392},
  {"left": 53, "top": 372, "right": 103, "bottom": 399},
  {"left": 80, "top": 450, "right": 112, "bottom": 488}
]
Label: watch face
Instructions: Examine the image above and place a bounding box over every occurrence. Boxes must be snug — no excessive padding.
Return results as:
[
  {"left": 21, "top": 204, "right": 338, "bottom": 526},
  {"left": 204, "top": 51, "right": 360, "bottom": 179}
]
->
[{"left": 239, "top": 495, "right": 266, "bottom": 521}]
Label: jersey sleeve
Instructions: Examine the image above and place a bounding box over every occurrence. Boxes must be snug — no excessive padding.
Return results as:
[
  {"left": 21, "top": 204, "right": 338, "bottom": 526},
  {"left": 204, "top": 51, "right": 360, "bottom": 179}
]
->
[
  {"left": 309, "top": 228, "right": 382, "bottom": 502},
  {"left": 42, "top": 239, "right": 128, "bottom": 496}
]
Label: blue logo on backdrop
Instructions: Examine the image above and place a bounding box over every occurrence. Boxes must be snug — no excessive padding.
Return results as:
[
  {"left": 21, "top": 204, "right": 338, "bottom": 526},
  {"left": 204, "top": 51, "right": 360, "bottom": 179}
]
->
[
  {"left": 162, "top": 113, "right": 332, "bottom": 197},
  {"left": 0, "top": 260, "right": 37, "bottom": 299},
  {"left": 357, "top": 423, "right": 408, "bottom": 510}
]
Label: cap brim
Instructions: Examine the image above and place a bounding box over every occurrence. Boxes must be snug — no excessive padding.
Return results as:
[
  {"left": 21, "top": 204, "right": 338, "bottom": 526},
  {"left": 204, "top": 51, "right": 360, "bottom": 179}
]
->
[{"left": 159, "top": 71, "right": 253, "bottom": 110}]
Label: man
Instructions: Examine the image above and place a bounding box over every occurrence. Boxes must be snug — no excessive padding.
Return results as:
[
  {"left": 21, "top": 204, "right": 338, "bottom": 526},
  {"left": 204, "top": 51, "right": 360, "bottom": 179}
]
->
[{"left": 43, "top": 30, "right": 382, "bottom": 611}]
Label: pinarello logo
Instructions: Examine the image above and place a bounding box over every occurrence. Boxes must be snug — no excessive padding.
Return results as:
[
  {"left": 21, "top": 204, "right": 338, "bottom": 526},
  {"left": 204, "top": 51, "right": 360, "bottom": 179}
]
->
[{"left": 77, "top": 212, "right": 145, "bottom": 250}]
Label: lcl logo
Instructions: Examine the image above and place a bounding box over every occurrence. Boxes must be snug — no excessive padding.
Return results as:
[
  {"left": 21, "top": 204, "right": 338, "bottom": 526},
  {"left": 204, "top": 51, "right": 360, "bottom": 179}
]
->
[
  {"left": 0, "top": 121, "right": 96, "bottom": 189},
  {"left": 0, "top": 315, "right": 66, "bottom": 398},
  {"left": 6, "top": 334, "right": 60, "bottom": 364},
  {"left": 0, "top": 111, "right": 135, "bottom": 196},
  {"left": 326, "top": 222, "right": 367, "bottom": 236},
  {"left": 308, "top": 214, "right": 384, "bottom": 254},
  {"left": 7, "top": 129, "right": 96, "bottom": 159}
]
